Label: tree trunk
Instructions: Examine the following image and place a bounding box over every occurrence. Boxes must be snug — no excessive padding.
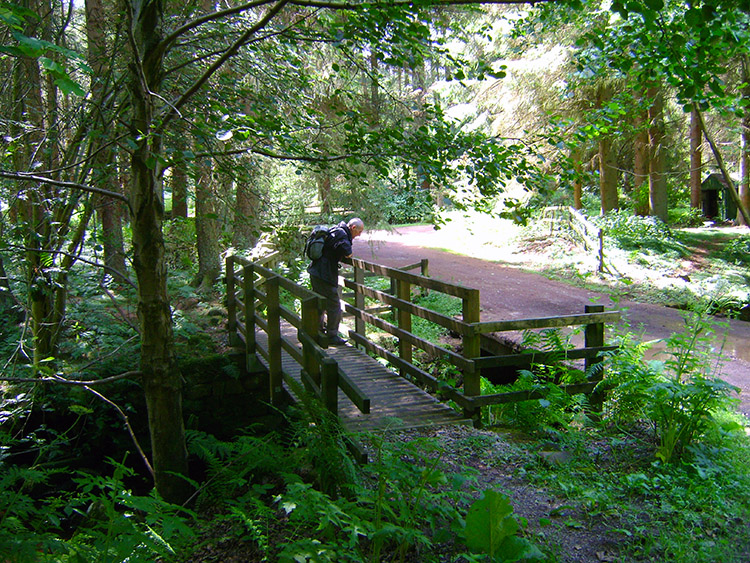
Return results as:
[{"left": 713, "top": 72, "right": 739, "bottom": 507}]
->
[
  {"left": 598, "top": 136, "right": 619, "bottom": 214},
  {"left": 690, "top": 106, "right": 703, "bottom": 211},
  {"left": 633, "top": 97, "right": 650, "bottom": 216},
  {"left": 570, "top": 147, "right": 583, "bottom": 210},
  {"left": 193, "top": 156, "right": 222, "bottom": 288},
  {"left": 368, "top": 49, "right": 380, "bottom": 126},
  {"left": 13, "top": 0, "right": 55, "bottom": 364},
  {"left": 128, "top": 0, "right": 189, "bottom": 504},
  {"left": 87, "top": 0, "right": 127, "bottom": 282},
  {"left": 648, "top": 85, "right": 668, "bottom": 221},
  {"left": 318, "top": 172, "right": 332, "bottom": 215},
  {"left": 170, "top": 136, "right": 189, "bottom": 218},
  {"left": 740, "top": 56, "right": 750, "bottom": 226},
  {"left": 597, "top": 85, "right": 618, "bottom": 214},
  {"left": 233, "top": 166, "right": 262, "bottom": 249}
]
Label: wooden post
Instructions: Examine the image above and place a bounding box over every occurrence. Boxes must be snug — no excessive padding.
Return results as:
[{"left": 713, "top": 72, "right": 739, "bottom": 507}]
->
[
  {"left": 462, "top": 288, "right": 482, "bottom": 426},
  {"left": 585, "top": 305, "right": 605, "bottom": 375},
  {"left": 585, "top": 304, "right": 605, "bottom": 415},
  {"left": 420, "top": 259, "right": 429, "bottom": 296},
  {"left": 354, "top": 264, "right": 365, "bottom": 339},
  {"left": 266, "top": 276, "right": 283, "bottom": 405},
  {"left": 301, "top": 296, "right": 321, "bottom": 386},
  {"left": 320, "top": 357, "right": 339, "bottom": 415},
  {"left": 396, "top": 278, "right": 412, "bottom": 370},
  {"left": 226, "top": 256, "right": 238, "bottom": 346},
  {"left": 244, "top": 264, "right": 261, "bottom": 372},
  {"left": 389, "top": 277, "right": 397, "bottom": 323}
]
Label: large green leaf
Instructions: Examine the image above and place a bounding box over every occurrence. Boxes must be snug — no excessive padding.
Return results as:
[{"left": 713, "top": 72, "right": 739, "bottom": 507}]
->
[
  {"left": 464, "top": 490, "right": 544, "bottom": 562},
  {"left": 464, "top": 490, "right": 519, "bottom": 556}
]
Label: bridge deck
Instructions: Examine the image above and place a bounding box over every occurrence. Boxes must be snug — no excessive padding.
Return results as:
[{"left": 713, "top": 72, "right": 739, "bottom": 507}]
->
[{"left": 258, "top": 326, "right": 471, "bottom": 433}]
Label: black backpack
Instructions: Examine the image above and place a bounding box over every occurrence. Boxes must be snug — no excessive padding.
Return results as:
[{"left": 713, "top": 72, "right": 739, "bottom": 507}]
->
[{"left": 304, "top": 225, "right": 330, "bottom": 261}]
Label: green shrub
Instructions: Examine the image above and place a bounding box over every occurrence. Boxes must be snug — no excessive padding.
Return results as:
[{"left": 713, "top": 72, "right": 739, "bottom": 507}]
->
[
  {"left": 595, "top": 211, "right": 688, "bottom": 256},
  {"left": 669, "top": 206, "right": 705, "bottom": 227},
  {"left": 480, "top": 328, "right": 592, "bottom": 430},
  {"left": 0, "top": 431, "right": 194, "bottom": 562},
  {"left": 605, "top": 311, "right": 739, "bottom": 462},
  {"left": 721, "top": 236, "right": 750, "bottom": 266},
  {"left": 371, "top": 182, "right": 434, "bottom": 225}
]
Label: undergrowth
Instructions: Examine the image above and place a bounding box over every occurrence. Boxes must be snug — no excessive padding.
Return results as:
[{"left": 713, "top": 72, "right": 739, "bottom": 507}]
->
[{"left": 478, "top": 306, "right": 750, "bottom": 562}]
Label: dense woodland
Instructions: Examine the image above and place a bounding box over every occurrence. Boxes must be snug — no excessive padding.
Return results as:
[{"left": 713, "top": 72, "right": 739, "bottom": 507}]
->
[{"left": 2, "top": 0, "right": 750, "bottom": 561}]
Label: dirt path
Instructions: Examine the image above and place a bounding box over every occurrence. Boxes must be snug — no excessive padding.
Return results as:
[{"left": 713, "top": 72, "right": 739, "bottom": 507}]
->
[{"left": 354, "top": 225, "right": 750, "bottom": 418}]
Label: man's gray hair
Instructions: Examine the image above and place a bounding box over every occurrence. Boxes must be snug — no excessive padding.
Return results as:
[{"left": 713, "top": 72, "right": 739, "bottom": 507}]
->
[{"left": 348, "top": 217, "right": 364, "bottom": 230}]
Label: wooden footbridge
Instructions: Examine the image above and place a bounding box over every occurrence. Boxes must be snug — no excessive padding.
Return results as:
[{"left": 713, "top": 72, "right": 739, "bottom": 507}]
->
[{"left": 225, "top": 255, "right": 620, "bottom": 435}]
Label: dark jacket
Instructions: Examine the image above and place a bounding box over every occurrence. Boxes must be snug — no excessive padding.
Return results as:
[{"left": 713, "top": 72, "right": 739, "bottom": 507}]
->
[{"left": 307, "top": 222, "right": 353, "bottom": 285}]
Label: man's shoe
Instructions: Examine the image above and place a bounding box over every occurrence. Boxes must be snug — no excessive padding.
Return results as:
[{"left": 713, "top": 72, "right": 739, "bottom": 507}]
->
[{"left": 328, "top": 335, "right": 348, "bottom": 346}]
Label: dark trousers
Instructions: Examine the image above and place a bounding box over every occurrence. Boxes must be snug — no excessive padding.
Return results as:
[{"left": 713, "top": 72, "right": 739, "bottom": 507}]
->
[{"left": 310, "top": 275, "right": 342, "bottom": 336}]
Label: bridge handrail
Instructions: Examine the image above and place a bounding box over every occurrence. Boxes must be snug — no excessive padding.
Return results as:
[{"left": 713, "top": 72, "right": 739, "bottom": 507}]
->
[
  {"left": 226, "top": 255, "right": 370, "bottom": 416},
  {"left": 227, "top": 253, "right": 620, "bottom": 426},
  {"left": 342, "top": 256, "right": 619, "bottom": 422}
]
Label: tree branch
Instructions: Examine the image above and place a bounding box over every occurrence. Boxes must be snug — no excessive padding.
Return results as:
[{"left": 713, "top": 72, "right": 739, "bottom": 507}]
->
[
  {"left": 0, "top": 371, "right": 141, "bottom": 385},
  {"left": 0, "top": 368, "right": 155, "bottom": 478},
  {"left": 694, "top": 104, "right": 750, "bottom": 227},
  {"left": 287, "top": 0, "right": 551, "bottom": 8},
  {"left": 161, "top": 0, "right": 290, "bottom": 131},
  {"left": 162, "top": 0, "right": 278, "bottom": 50},
  {"left": 9, "top": 245, "right": 137, "bottom": 289},
  {"left": 0, "top": 171, "right": 131, "bottom": 208},
  {"left": 81, "top": 382, "right": 155, "bottom": 479}
]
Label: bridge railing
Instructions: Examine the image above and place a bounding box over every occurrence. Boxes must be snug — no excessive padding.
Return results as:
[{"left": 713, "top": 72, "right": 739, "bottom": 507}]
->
[
  {"left": 342, "top": 257, "right": 619, "bottom": 423},
  {"left": 226, "top": 255, "right": 370, "bottom": 416}
]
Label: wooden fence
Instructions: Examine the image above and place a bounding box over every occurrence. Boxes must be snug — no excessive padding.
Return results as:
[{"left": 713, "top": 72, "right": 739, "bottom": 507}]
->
[
  {"left": 341, "top": 256, "right": 620, "bottom": 423},
  {"left": 225, "top": 252, "right": 620, "bottom": 426}
]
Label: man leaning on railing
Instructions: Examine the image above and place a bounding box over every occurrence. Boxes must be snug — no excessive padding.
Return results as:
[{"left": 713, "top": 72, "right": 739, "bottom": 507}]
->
[{"left": 307, "top": 217, "right": 365, "bottom": 345}]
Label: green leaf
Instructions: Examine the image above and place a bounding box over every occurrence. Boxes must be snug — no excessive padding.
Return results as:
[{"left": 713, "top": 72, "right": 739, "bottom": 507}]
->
[
  {"left": 464, "top": 490, "right": 518, "bottom": 557},
  {"left": 69, "top": 404, "right": 94, "bottom": 416},
  {"left": 54, "top": 76, "right": 85, "bottom": 97},
  {"left": 40, "top": 56, "right": 66, "bottom": 75},
  {"left": 684, "top": 8, "right": 702, "bottom": 27},
  {"left": 0, "top": 4, "right": 40, "bottom": 29}
]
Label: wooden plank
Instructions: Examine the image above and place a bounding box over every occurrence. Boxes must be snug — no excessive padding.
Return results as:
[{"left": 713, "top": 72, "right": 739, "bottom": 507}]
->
[
  {"left": 344, "top": 303, "right": 474, "bottom": 371},
  {"left": 350, "top": 332, "right": 473, "bottom": 409},
  {"left": 354, "top": 266, "right": 366, "bottom": 337},
  {"left": 396, "top": 277, "right": 412, "bottom": 366},
  {"left": 280, "top": 336, "right": 304, "bottom": 365},
  {"left": 468, "top": 381, "right": 600, "bottom": 407},
  {"left": 279, "top": 303, "right": 301, "bottom": 328},
  {"left": 343, "top": 279, "right": 470, "bottom": 335},
  {"left": 473, "top": 346, "right": 618, "bottom": 369},
  {"left": 345, "top": 257, "right": 477, "bottom": 299},
  {"left": 473, "top": 311, "right": 621, "bottom": 333},
  {"left": 337, "top": 371, "right": 371, "bottom": 414},
  {"left": 266, "top": 277, "right": 283, "bottom": 405},
  {"left": 226, "top": 257, "right": 238, "bottom": 346},
  {"left": 254, "top": 314, "right": 472, "bottom": 433},
  {"left": 243, "top": 264, "right": 256, "bottom": 361}
]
